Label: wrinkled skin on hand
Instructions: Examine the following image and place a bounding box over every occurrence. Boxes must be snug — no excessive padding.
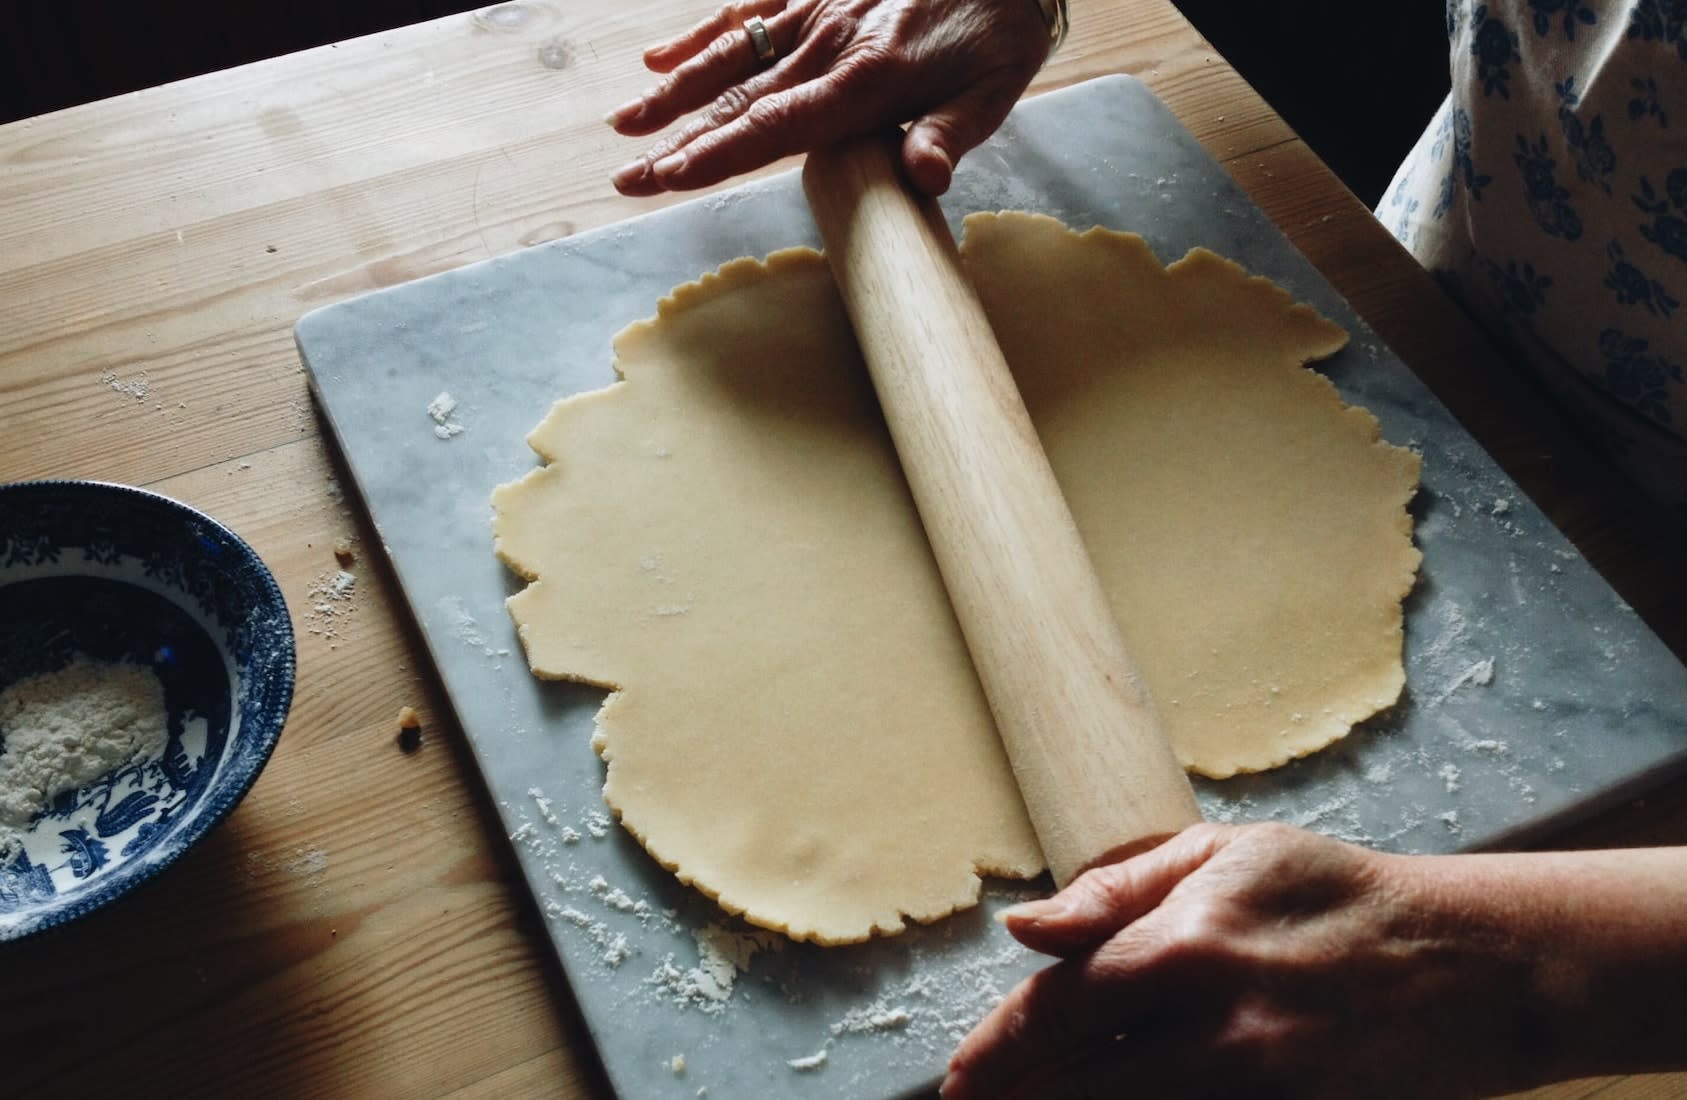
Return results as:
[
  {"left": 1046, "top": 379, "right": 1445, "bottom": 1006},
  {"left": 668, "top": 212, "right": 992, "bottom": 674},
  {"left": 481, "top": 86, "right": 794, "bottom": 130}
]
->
[
  {"left": 942, "top": 823, "right": 1561, "bottom": 1100},
  {"left": 607, "top": 0, "right": 1049, "bottom": 197}
]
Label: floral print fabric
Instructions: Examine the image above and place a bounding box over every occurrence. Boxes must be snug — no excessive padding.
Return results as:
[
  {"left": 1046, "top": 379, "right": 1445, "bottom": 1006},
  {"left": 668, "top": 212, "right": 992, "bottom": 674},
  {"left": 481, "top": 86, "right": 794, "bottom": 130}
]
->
[{"left": 1385, "top": 0, "right": 1687, "bottom": 522}]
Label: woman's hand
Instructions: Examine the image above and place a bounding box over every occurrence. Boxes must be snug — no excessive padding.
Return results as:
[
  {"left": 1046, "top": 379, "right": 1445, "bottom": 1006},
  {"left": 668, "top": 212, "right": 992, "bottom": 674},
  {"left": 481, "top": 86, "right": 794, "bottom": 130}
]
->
[
  {"left": 607, "top": 0, "right": 1050, "bottom": 198},
  {"left": 940, "top": 822, "right": 1627, "bottom": 1100}
]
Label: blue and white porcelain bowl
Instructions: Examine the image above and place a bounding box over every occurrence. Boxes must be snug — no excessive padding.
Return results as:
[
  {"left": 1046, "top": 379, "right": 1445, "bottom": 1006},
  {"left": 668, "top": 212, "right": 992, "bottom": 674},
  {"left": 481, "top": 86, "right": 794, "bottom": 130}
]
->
[{"left": 0, "top": 480, "right": 294, "bottom": 942}]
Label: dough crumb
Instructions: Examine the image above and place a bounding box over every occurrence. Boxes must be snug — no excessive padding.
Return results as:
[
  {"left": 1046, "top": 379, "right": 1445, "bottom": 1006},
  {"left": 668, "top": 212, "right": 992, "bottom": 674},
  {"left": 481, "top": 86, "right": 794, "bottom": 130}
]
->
[
  {"left": 333, "top": 539, "right": 356, "bottom": 566},
  {"left": 668, "top": 1055, "right": 686, "bottom": 1076},
  {"left": 396, "top": 706, "right": 423, "bottom": 752}
]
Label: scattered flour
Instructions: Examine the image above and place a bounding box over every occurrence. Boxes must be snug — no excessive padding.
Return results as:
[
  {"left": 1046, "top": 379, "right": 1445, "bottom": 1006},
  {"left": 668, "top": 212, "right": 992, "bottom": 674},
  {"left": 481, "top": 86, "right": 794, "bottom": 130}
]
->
[
  {"left": 1418, "top": 602, "right": 1470, "bottom": 668},
  {"left": 550, "top": 905, "right": 634, "bottom": 969},
  {"left": 437, "top": 596, "right": 510, "bottom": 659},
  {"left": 1289, "top": 793, "right": 1358, "bottom": 832},
  {"left": 786, "top": 1049, "right": 828, "bottom": 1073},
  {"left": 646, "top": 955, "right": 731, "bottom": 1012},
  {"left": 285, "top": 846, "right": 329, "bottom": 878},
  {"left": 303, "top": 569, "right": 360, "bottom": 645},
  {"left": 427, "top": 391, "right": 465, "bottom": 439},
  {"left": 441, "top": 596, "right": 485, "bottom": 647},
  {"left": 557, "top": 905, "right": 595, "bottom": 928},
  {"left": 1440, "top": 763, "right": 1463, "bottom": 793},
  {"left": 101, "top": 369, "right": 151, "bottom": 401},
  {"left": 699, "top": 923, "right": 780, "bottom": 972},
  {"left": 644, "top": 924, "right": 779, "bottom": 1013},
  {"left": 512, "top": 780, "right": 1052, "bottom": 1088},
  {"left": 528, "top": 787, "right": 561, "bottom": 826},
  {"left": 1434, "top": 656, "right": 1496, "bottom": 704},
  {"left": 0, "top": 658, "right": 169, "bottom": 862},
  {"left": 832, "top": 1005, "right": 914, "bottom": 1036}
]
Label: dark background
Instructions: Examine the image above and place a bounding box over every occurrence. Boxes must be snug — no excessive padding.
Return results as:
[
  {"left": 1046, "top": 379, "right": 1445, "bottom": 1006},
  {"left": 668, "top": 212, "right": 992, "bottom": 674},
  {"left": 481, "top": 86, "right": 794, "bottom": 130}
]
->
[{"left": 0, "top": 1, "right": 1448, "bottom": 207}]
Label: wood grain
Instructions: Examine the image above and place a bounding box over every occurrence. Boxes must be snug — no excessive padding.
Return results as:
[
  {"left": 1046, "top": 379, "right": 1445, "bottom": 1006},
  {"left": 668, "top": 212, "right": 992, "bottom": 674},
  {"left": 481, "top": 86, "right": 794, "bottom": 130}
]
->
[{"left": 0, "top": 1, "right": 1682, "bottom": 1098}]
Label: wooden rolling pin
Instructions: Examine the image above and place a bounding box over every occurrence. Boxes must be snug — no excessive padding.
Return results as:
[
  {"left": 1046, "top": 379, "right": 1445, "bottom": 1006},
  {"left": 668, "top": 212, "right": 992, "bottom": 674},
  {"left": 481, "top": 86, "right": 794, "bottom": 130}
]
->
[{"left": 802, "top": 134, "right": 1202, "bottom": 887}]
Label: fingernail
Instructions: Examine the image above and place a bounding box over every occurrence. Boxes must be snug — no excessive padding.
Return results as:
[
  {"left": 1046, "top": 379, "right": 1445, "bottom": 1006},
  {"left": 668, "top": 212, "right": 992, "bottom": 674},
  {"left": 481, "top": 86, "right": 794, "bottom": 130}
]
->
[
  {"left": 612, "top": 160, "right": 650, "bottom": 191},
  {"left": 652, "top": 152, "right": 686, "bottom": 179},
  {"left": 998, "top": 896, "right": 1067, "bottom": 924},
  {"left": 604, "top": 99, "right": 641, "bottom": 128}
]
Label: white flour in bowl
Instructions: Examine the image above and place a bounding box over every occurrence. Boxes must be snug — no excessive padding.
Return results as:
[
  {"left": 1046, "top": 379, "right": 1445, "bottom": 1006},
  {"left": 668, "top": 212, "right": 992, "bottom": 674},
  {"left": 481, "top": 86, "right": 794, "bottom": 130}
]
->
[{"left": 0, "top": 657, "right": 169, "bottom": 862}]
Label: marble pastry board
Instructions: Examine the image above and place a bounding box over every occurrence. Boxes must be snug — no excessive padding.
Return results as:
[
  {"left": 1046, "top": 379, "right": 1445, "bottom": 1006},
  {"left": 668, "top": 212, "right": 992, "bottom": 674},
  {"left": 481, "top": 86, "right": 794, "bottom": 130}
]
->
[{"left": 296, "top": 76, "right": 1687, "bottom": 1100}]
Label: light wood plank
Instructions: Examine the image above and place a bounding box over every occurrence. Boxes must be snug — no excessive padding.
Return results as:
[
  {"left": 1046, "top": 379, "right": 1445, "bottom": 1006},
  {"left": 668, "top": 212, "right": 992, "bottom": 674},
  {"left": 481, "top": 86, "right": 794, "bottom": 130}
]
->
[{"left": 1509, "top": 1074, "right": 1687, "bottom": 1100}]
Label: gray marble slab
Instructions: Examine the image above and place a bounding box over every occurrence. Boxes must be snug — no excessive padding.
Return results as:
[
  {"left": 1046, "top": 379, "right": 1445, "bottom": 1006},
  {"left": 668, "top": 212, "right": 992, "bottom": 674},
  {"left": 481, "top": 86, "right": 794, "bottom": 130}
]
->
[{"left": 296, "top": 75, "right": 1687, "bottom": 1100}]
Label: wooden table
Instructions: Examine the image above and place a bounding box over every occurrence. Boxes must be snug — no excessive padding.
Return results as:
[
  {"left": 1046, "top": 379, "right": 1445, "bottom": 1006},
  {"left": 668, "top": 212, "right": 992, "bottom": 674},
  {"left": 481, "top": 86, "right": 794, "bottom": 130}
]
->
[{"left": 2, "top": 2, "right": 1683, "bottom": 1097}]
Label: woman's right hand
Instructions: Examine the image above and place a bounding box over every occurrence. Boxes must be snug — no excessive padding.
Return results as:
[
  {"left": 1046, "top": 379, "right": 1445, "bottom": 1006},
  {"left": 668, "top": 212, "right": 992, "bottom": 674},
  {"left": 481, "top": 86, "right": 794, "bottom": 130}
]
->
[{"left": 607, "top": 0, "right": 1052, "bottom": 198}]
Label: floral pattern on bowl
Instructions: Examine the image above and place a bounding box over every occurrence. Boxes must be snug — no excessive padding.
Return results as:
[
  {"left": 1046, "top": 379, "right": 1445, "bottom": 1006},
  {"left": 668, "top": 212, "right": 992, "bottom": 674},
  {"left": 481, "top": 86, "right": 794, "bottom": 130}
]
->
[{"left": 0, "top": 481, "right": 294, "bottom": 941}]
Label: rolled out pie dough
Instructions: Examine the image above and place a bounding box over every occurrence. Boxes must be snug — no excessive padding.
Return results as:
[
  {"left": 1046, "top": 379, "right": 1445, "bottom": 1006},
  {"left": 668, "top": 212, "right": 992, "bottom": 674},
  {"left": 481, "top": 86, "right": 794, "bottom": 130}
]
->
[{"left": 491, "top": 212, "right": 1421, "bottom": 944}]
